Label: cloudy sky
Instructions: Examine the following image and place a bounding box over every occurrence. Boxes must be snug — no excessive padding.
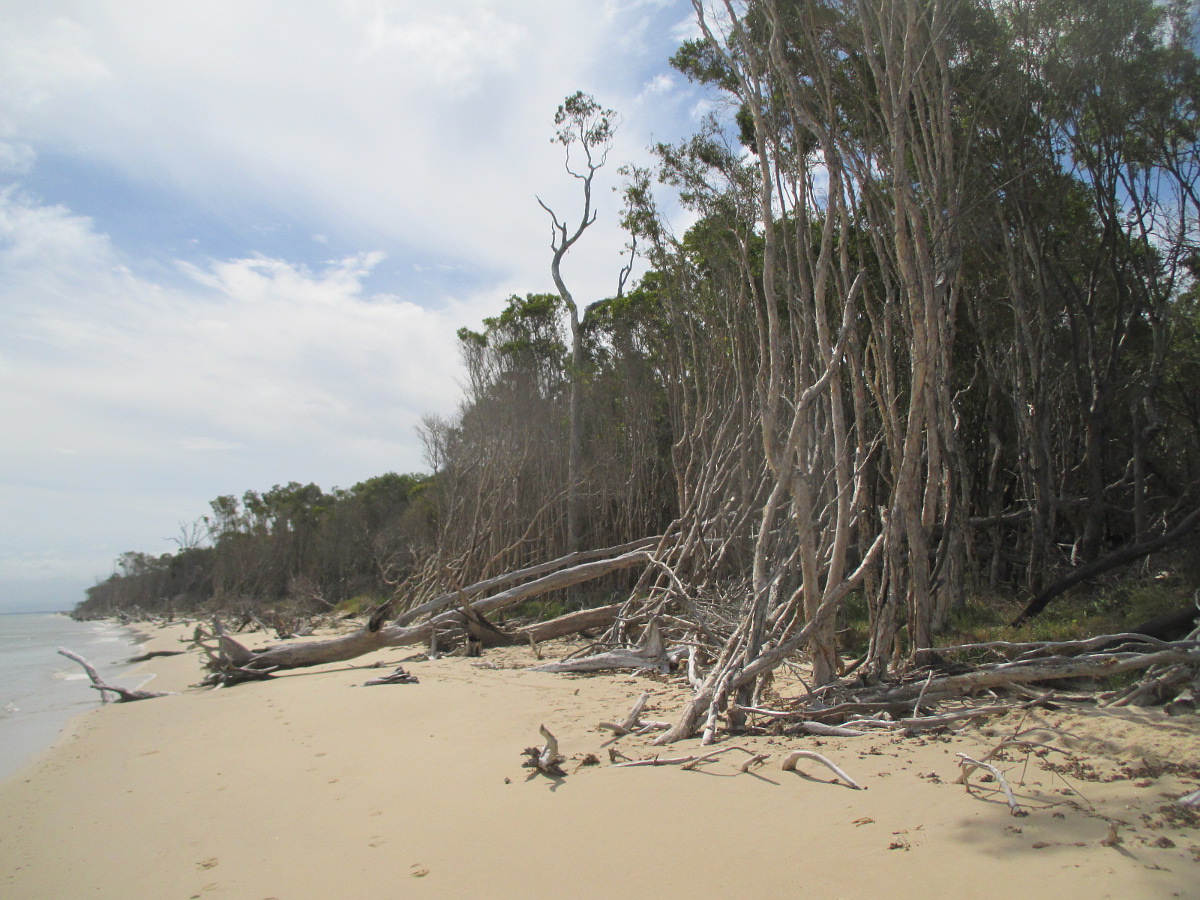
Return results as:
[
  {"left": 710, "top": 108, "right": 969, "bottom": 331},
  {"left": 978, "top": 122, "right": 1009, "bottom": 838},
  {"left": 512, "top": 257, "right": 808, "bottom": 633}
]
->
[{"left": 0, "top": 0, "right": 713, "bottom": 613}]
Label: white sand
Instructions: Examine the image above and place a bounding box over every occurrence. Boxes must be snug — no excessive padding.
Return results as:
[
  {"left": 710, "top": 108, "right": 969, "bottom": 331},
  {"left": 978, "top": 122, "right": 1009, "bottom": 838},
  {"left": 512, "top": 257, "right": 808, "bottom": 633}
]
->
[{"left": 1, "top": 623, "right": 1196, "bottom": 899}]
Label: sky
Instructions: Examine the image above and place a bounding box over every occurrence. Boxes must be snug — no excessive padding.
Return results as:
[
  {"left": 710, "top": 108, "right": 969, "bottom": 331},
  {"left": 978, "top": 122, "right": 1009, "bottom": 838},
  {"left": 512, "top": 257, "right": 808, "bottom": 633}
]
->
[{"left": 0, "top": 0, "right": 715, "bottom": 613}]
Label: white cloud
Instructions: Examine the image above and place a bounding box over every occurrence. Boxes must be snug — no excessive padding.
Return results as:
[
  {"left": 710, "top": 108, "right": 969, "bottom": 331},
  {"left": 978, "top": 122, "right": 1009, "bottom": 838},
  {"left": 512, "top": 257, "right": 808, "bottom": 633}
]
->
[
  {"left": 0, "top": 0, "right": 712, "bottom": 608},
  {"left": 639, "top": 72, "right": 677, "bottom": 100},
  {"left": 0, "top": 187, "right": 490, "bottom": 598},
  {"left": 0, "top": 142, "right": 35, "bottom": 176}
]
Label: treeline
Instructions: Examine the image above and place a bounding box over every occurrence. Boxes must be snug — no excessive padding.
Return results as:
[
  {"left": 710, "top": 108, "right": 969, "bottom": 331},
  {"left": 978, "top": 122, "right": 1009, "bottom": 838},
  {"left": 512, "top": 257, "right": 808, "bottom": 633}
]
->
[
  {"left": 78, "top": 0, "right": 1200, "bottom": 690},
  {"left": 75, "top": 474, "right": 433, "bottom": 619},
  {"left": 419, "top": 0, "right": 1200, "bottom": 686}
]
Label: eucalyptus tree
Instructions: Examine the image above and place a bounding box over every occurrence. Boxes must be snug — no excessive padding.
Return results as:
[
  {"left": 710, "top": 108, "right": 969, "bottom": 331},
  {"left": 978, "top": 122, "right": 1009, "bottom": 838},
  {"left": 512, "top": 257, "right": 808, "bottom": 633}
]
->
[{"left": 537, "top": 91, "right": 619, "bottom": 551}]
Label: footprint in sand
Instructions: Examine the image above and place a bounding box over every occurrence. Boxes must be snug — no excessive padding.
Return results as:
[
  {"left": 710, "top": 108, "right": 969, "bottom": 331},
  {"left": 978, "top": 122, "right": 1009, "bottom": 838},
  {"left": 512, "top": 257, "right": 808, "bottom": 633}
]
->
[{"left": 196, "top": 857, "right": 219, "bottom": 870}]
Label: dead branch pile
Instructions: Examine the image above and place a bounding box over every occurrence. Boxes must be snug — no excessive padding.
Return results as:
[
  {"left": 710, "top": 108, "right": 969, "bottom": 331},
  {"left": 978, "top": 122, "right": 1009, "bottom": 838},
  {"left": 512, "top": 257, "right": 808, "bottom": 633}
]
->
[
  {"left": 626, "top": 630, "right": 1200, "bottom": 743},
  {"left": 195, "top": 540, "right": 657, "bottom": 686}
]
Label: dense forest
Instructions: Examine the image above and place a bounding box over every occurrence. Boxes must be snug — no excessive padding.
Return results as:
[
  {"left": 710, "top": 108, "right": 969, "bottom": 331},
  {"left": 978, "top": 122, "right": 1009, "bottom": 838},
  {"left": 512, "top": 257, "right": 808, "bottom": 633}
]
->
[{"left": 77, "top": 0, "right": 1200, "bottom": 706}]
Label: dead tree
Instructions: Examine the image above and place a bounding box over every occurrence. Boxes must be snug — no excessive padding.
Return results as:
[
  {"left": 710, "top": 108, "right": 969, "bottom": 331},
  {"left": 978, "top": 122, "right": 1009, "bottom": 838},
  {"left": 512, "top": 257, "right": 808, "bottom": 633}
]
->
[{"left": 204, "top": 544, "right": 653, "bottom": 681}]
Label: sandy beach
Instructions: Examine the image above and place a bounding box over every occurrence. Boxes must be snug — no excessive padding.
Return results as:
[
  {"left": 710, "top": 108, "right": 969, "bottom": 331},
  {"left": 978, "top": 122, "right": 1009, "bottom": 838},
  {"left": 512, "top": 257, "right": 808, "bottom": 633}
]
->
[{"left": 1, "top": 622, "right": 1197, "bottom": 899}]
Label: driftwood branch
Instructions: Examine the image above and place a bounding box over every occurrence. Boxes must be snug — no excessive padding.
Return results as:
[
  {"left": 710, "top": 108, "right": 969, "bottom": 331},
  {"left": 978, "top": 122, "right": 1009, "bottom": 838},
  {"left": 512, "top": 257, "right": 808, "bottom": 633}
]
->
[
  {"left": 598, "top": 692, "right": 670, "bottom": 737},
  {"left": 521, "top": 725, "right": 566, "bottom": 777},
  {"left": 612, "top": 745, "right": 760, "bottom": 770},
  {"left": 534, "top": 620, "right": 668, "bottom": 674},
  {"left": 57, "top": 648, "right": 172, "bottom": 703},
  {"left": 780, "top": 750, "right": 863, "bottom": 790},
  {"left": 956, "top": 753, "right": 1025, "bottom": 815},
  {"left": 362, "top": 666, "right": 419, "bottom": 686}
]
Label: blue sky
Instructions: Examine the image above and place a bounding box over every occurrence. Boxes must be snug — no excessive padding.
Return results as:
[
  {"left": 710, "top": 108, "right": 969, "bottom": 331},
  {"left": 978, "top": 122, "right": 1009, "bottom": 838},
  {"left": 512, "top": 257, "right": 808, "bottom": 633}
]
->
[{"left": 0, "top": 0, "right": 714, "bottom": 612}]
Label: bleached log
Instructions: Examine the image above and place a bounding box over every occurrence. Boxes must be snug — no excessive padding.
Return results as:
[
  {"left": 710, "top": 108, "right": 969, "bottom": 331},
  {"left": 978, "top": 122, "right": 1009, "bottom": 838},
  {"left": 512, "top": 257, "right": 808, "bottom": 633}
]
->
[
  {"left": 794, "top": 721, "right": 871, "bottom": 737},
  {"left": 215, "top": 548, "right": 652, "bottom": 674},
  {"left": 57, "top": 648, "right": 172, "bottom": 703},
  {"left": 516, "top": 603, "right": 619, "bottom": 643},
  {"left": 534, "top": 620, "right": 668, "bottom": 674},
  {"left": 780, "top": 750, "right": 863, "bottom": 790},
  {"left": 397, "top": 536, "right": 660, "bottom": 626},
  {"left": 1177, "top": 788, "right": 1200, "bottom": 807},
  {"left": 862, "top": 647, "right": 1200, "bottom": 705}
]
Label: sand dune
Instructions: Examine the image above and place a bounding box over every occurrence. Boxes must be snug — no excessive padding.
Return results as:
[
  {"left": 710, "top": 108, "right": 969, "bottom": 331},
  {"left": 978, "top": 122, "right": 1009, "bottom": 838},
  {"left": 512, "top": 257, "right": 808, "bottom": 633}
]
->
[{"left": 1, "top": 622, "right": 1196, "bottom": 898}]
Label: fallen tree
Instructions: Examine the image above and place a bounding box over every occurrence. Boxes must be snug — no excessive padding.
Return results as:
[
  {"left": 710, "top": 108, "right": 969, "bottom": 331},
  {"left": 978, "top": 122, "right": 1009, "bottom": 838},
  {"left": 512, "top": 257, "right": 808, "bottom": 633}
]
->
[{"left": 202, "top": 544, "right": 653, "bottom": 683}]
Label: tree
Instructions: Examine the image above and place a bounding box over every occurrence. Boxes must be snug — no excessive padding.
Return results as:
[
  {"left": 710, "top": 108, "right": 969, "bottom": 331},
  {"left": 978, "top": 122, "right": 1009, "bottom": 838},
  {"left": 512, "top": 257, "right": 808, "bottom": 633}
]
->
[{"left": 537, "top": 91, "right": 619, "bottom": 551}]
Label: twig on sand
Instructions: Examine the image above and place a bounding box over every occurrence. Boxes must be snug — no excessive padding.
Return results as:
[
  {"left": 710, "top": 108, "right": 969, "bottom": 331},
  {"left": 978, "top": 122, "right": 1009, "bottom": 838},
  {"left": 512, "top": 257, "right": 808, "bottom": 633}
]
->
[{"left": 612, "top": 745, "right": 762, "bottom": 771}]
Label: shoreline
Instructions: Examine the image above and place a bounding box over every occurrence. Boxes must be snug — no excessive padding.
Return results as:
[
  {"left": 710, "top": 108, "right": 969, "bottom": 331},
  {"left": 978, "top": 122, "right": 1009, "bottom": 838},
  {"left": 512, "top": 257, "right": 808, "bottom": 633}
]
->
[
  {"left": 1, "top": 621, "right": 1197, "bottom": 898},
  {"left": 0, "top": 613, "right": 143, "bottom": 784}
]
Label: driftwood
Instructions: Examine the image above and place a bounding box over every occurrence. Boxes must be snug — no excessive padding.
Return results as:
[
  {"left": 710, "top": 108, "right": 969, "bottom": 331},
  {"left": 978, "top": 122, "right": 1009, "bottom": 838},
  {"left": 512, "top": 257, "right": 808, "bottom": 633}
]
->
[
  {"left": 612, "top": 745, "right": 760, "bottom": 770},
  {"left": 362, "top": 666, "right": 419, "bottom": 686},
  {"left": 460, "top": 603, "right": 622, "bottom": 656},
  {"left": 780, "top": 750, "right": 863, "bottom": 790},
  {"left": 57, "top": 648, "right": 173, "bottom": 703},
  {"left": 207, "top": 547, "right": 652, "bottom": 679},
  {"left": 461, "top": 605, "right": 516, "bottom": 656},
  {"left": 533, "top": 620, "right": 669, "bottom": 674},
  {"left": 521, "top": 725, "right": 566, "bottom": 777},
  {"left": 598, "top": 691, "right": 671, "bottom": 737},
  {"left": 956, "top": 752, "right": 1025, "bottom": 815},
  {"left": 126, "top": 649, "right": 185, "bottom": 663},
  {"left": 859, "top": 646, "right": 1200, "bottom": 706},
  {"left": 397, "top": 536, "right": 660, "bottom": 626},
  {"left": 516, "top": 603, "right": 619, "bottom": 644}
]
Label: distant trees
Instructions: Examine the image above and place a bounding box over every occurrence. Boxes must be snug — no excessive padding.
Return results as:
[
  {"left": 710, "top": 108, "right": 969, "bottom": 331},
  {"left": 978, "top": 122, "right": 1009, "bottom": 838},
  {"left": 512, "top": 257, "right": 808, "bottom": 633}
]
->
[
  {"left": 416, "top": 288, "right": 674, "bottom": 594},
  {"left": 74, "top": 474, "right": 432, "bottom": 619}
]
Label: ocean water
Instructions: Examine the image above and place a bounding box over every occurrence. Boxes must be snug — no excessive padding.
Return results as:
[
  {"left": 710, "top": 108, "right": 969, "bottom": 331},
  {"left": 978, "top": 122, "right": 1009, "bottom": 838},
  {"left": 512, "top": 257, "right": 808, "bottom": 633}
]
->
[{"left": 0, "top": 613, "right": 143, "bottom": 782}]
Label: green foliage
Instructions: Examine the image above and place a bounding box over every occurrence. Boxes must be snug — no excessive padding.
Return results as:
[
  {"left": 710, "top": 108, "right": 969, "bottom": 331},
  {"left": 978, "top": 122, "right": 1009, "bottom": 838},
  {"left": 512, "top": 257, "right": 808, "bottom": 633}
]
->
[
  {"left": 334, "top": 594, "right": 379, "bottom": 618},
  {"left": 75, "top": 472, "right": 434, "bottom": 619},
  {"left": 553, "top": 91, "right": 616, "bottom": 153},
  {"left": 939, "top": 575, "right": 1196, "bottom": 647}
]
